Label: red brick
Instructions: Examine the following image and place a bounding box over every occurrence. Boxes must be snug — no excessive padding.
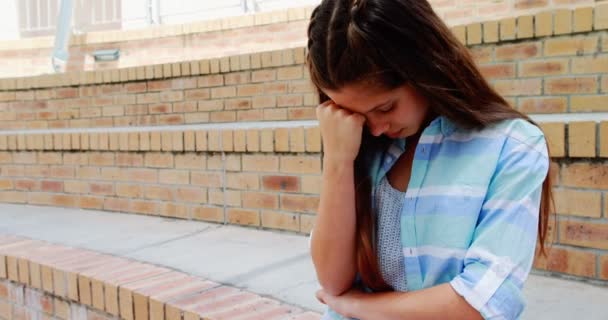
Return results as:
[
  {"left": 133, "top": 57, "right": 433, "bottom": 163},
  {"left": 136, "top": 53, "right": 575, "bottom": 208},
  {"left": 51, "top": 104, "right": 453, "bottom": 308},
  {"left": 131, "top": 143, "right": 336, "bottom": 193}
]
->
[
  {"left": 493, "top": 79, "right": 542, "bottom": 96},
  {"left": 128, "top": 169, "right": 158, "bottom": 183},
  {"left": 185, "top": 89, "right": 210, "bottom": 100},
  {"left": 264, "top": 83, "right": 288, "bottom": 95},
  {"left": 175, "top": 154, "right": 206, "bottom": 170},
  {"left": 479, "top": 63, "right": 515, "bottom": 79},
  {"left": 280, "top": 194, "right": 319, "bottom": 213},
  {"left": 145, "top": 153, "right": 173, "bottom": 168},
  {"left": 158, "top": 114, "right": 185, "bottom": 125},
  {"left": 191, "top": 172, "right": 222, "bottom": 188},
  {"left": 226, "top": 209, "right": 260, "bottom": 226},
  {"left": 288, "top": 107, "right": 316, "bottom": 120},
  {"left": 533, "top": 246, "right": 596, "bottom": 278},
  {"left": 251, "top": 70, "right": 276, "bottom": 83},
  {"left": 226, "top": 173, "right": 259, "bottom": 190},
  {"left": 601, "top": 255, "right": 608, "bottom": 280},
  {"left": 518, "top": 97, "right": 567, "bottom": 114},
  {"left": 12, "top": 152, "right": 36, "bottom": 164},
  {"left": 159, "top": 170, "right": 189, "bottom": 185},
  {"left": 280, "top": 156, "right": 321, "bottom": 174},
  {"left": 261, "top": 211, "right": 300, "bottom": 232},
  {"left": 495, "top": 42, "right": 540, "bottom": 61},
  {"left": 15, "top": 180, "right": 40, "bottom": 191},
  {"left": 225, "top": 98, "right": 252, "bottom": 110},
  {"left": 191, "top": 206, "right": 223, "bottom": 222},
  {"left": 224, "top": 72, "right": 251, "bottom": 85},
  {"left": 559, "top": 220, "right": 608, "bottom": 250},
  {"left": 116, "top": 153, "right": 144, "bottom": 167},
  {"left": 561, "top": 163, "right": 608, "bottom": 189},
  {"left": 147, "top": 80, "right": 172, "bottom": 91},
  {"left": 175, "top": 187, "right": 207, "bottom": 203},
  {"left": 145, "top": 186, "right": 174, "bottom": 201},
  {"left": 149, "top": 103, "right": 172, "bottom": 114},
  {"left": 262, "top": 175, "right": 299, "bottom": 192},
  {"left": 242, "top": 192, "right": 278, "bottom": 209},
  {"left": 80, "top": 196, "right": 104, "bottom": 210},
  {"left": 90, "top": 183, "right": 114, "bottom": 196},
  {"left": 545, "top": 77, "right": 597, "bottom": 94},
  {"left": 49, "top": 166, "right": 74, "bottom": 179},
  {"left": 41, "top": 180, "right": 63, "bottom": 192},
  {"left": 130, "top": 200, "right": 159, "bottom": 215},
  {"left": 242, "top": 155, "right": 279, "bottom": 172},
  {"left": 89, "top": 153, "right": 115, "bottom": 166},
  {"left": 520, "top": 60, "right": 568, "bottom": 77},
  {"left": 104, "top": 198, "right": 130, "bottom": 212},
  {"left": 197, "top": 75, "right": 224, "bottom": 87}
]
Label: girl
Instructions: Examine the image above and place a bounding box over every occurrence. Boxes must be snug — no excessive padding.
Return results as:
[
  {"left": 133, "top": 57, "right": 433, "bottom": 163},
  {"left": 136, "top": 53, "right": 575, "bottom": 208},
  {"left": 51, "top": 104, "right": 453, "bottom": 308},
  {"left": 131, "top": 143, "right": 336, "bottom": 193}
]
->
[{"left": 307, "top": 0, "right": 553, "bottom": 319}]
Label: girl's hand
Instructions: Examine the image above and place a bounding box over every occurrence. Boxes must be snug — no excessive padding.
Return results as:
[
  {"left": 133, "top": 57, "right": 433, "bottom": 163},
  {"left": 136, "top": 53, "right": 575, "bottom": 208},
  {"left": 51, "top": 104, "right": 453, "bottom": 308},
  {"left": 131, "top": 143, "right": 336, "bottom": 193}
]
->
[
  {"left": 316, "top": 287, "right": 367, "bottom": 318},
  {"left": 316, "top": 100, "right": 366, "bottom": 163}
]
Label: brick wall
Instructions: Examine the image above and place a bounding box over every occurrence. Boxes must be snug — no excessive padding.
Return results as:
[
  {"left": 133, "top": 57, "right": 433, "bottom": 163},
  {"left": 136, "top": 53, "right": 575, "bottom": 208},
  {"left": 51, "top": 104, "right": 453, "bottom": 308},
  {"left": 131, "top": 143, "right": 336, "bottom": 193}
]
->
[
  {"left": 0, "top": 125, "right": 322, "bottom": 234},
  {"left": 0, "top": 278, "right": 116, "bottom": 320},
  {"left": 0, "top": 236, "right": 319, "bottom": 320},
  {"left": 0, "top": 5, "right": 607, "bottom": 283},
  {"left": 0, "top": 48, "right": 313, "bottom": 130}
]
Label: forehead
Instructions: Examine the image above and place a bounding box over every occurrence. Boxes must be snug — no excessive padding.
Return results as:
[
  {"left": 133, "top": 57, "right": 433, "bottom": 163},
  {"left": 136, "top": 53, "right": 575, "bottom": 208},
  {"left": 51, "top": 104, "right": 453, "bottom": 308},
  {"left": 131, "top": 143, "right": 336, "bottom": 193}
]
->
[{"left": 323, "top": 83, "right": 395, "bottom": 113}]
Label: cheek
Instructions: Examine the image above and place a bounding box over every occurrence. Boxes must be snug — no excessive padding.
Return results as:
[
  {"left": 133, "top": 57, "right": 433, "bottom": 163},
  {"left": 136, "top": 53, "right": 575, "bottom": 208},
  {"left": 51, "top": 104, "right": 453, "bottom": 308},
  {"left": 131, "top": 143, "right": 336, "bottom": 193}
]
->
[{"left": 392, "top": 102, "right": 422, "bottom": 124}]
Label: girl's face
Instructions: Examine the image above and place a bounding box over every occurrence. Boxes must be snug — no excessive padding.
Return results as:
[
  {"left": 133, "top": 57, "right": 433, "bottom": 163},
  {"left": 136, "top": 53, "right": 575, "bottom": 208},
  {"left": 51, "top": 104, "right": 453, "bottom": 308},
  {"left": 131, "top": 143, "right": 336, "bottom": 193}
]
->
[{"left": 323, "top": 82, "right": 430, "bottom": 139}]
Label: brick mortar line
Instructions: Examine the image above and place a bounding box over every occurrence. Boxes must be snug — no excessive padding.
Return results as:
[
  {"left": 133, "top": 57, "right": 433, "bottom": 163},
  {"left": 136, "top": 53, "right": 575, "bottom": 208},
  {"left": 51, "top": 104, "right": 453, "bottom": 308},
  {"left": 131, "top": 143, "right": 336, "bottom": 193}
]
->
[{"left": 0, "top": 120, "right": 319, "bottom": 136}]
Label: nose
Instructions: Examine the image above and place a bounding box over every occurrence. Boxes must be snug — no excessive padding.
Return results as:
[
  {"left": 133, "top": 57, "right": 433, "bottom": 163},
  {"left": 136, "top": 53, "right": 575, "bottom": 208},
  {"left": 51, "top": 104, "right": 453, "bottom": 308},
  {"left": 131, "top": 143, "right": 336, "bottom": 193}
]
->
[{"left": 369, "top": 122, "right": 389, "bottom": 137}]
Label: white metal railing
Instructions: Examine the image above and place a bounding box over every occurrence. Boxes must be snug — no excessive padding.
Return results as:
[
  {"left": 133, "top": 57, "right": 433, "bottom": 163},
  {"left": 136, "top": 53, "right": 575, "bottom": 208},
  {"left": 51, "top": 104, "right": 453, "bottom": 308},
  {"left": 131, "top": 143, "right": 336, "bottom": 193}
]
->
[
  {"left": 14, "top": 0, "right": 319, "bottom": 38},
  {"left": 18, "top": 0, "right": 122, "bottom": 37}
]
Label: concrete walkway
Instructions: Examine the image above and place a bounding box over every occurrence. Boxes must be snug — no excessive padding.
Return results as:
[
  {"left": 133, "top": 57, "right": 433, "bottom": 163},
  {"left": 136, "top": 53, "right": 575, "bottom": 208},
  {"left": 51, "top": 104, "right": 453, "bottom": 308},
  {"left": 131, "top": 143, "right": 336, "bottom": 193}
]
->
[{"left": 0, "top": 204, "right": 606, "bottom": 319}]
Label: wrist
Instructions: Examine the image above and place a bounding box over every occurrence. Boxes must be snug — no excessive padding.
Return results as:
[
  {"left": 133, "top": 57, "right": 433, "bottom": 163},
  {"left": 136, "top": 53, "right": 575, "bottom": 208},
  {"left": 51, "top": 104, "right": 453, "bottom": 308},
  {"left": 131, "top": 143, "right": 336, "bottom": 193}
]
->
[
  {"left": 345, "top": 292, "right": 366, "bottom": 319},
  {"left": 322, "top": 154, "right": 357, "bottom": 166}
]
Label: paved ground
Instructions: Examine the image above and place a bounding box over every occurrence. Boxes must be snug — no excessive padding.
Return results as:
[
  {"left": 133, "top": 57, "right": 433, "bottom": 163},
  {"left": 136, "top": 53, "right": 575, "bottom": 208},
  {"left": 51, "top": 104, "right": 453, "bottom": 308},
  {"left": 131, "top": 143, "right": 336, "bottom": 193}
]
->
[{"left": 0, "top": 203, "right": 606, "bottom": 319}]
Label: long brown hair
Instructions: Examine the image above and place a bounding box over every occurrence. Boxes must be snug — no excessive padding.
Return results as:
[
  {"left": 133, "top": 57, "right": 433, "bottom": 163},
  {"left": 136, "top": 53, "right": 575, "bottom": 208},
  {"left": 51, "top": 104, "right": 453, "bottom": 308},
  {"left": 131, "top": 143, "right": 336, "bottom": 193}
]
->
[{"left": 306, "top": 0, "right": 554, "bottom": 291}]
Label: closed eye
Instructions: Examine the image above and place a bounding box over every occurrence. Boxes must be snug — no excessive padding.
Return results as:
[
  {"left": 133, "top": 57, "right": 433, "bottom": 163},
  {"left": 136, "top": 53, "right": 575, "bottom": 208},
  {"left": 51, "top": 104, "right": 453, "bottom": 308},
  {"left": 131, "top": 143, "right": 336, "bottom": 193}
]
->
[{"left": 377, "top": 103, "right": 394, "bottom": 113}]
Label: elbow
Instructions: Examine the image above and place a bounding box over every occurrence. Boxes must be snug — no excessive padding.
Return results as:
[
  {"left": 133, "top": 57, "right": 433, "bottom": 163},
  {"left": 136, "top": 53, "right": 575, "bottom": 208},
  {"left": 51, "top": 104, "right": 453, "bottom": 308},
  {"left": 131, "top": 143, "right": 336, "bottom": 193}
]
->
[
  {"left": 311, "top": 252, "right": 356, "bottom": 296},
  {"left": 317, "top": 277, "right": 353, "bottom": 296}
]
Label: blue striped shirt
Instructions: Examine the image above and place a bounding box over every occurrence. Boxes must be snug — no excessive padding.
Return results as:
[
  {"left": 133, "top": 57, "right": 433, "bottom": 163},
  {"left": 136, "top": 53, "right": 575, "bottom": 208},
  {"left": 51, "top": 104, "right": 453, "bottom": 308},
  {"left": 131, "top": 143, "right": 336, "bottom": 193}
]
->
[{"left": 320, "top": 115, "right": 549, "bottom": 320}]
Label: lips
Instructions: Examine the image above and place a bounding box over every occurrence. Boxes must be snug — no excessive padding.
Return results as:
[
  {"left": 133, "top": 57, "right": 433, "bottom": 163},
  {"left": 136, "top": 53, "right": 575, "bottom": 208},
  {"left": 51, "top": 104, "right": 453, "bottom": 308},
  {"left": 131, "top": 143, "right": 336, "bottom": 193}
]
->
[{"left": 385, "top": 130, "right": 401, "bottom": 138}]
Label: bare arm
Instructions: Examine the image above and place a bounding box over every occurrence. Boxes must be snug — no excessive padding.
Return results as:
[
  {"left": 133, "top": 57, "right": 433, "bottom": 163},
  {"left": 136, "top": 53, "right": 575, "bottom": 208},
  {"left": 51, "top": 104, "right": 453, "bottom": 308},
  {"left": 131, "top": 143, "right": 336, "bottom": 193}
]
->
[
  {"left": 311, "top": 101, "right": 366, "bottom": 296},
  {"left": 310, "top": 157, "right": 358, "bottom": 296},
  {"left": 318, "top": 283, "right": 483, "bottom": 320}
]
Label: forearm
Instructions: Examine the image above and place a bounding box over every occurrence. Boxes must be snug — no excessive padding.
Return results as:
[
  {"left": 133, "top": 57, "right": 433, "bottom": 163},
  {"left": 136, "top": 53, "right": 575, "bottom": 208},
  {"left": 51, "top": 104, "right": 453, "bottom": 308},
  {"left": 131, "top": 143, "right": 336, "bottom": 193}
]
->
[
  {"left": 351, "top": 283, "right": 483, "bottom": 320},
  {"left": 311, "top": 157, "right": 358, "bottom": 295}
]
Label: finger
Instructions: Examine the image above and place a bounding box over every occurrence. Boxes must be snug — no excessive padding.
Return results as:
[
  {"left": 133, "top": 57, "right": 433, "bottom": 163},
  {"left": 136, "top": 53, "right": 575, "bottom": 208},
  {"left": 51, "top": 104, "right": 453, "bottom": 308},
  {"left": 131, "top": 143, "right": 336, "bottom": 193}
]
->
[
  {"left": 315, "top": 290, "right": 326, "bottom": 304},
  {"left": 350, "top": 112, "right": 366, "bottom": 125},
  {"left": 321, "top": 99, "right": 334, "bottom": 107}
]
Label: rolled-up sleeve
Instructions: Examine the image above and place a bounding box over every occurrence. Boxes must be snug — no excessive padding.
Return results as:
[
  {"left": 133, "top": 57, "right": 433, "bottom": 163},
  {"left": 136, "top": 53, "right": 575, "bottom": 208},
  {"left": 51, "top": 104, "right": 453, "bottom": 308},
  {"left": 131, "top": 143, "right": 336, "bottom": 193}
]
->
[{"left": 449, "top": 134, "right": 549, "bottom": 320}]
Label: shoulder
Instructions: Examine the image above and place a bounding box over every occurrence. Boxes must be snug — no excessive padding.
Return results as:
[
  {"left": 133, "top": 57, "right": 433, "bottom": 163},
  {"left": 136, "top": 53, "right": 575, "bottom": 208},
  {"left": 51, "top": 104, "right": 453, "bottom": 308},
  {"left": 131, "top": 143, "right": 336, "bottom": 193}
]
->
[
  {"left": 491, "top": 118, "right": 548, "bottom": 159},
  {"left": 446, "top": 117, "right": 548, "bottom": 159}
]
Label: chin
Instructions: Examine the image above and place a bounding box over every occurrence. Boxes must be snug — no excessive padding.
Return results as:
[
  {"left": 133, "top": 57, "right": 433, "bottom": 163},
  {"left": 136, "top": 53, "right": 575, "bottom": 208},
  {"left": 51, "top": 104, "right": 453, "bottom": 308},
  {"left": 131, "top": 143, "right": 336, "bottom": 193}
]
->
[{"left": 385, "top": 127, "right": 412, "bottom": 138}]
